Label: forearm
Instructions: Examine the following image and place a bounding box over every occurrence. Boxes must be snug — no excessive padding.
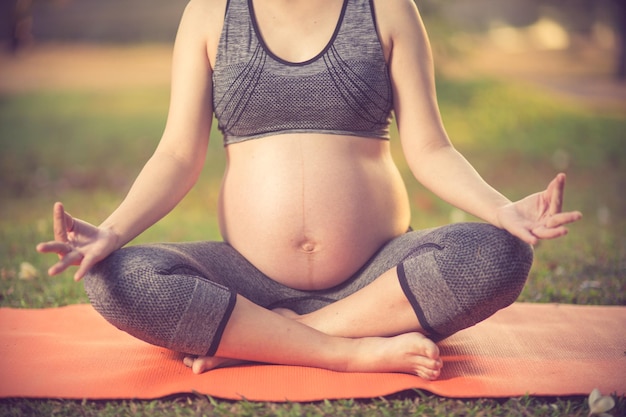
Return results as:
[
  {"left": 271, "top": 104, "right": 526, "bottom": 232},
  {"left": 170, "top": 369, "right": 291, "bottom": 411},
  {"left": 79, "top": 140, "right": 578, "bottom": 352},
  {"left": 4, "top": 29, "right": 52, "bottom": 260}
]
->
[
  {"left": 408, "top": 144, "right": 511, "bottom": 227},
  {"left": 99, "top": 150, "right": 204, "bottom": 249}
]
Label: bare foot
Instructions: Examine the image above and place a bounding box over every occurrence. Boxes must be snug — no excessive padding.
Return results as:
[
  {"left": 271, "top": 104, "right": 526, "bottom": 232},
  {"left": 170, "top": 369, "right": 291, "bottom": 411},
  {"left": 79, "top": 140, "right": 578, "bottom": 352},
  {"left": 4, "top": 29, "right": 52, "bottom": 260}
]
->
[
  {"left": 271, "top": 308, "right": 443, "bottom": 379},
  {"left": 348, "top": 332, "right": 443, "bottom": 380},
  {"left": 184, "top": 308, "right": 301, "bottom": 374},
  {"left": 184, "top": 332, "right": 442, "bottom": 380},
  {"left": 183, "top": 355, "right": 250, "bottom": 374}
]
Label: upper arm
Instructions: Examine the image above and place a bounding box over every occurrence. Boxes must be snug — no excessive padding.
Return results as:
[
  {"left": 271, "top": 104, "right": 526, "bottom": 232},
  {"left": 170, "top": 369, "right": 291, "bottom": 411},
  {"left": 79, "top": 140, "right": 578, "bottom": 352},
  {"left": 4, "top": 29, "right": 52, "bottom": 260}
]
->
[
  {"left": 376, "top": 0, "right": 451, "bottom": 158},
  {"left": 156, "top": 0, "right": 225, "bottom": 166}
]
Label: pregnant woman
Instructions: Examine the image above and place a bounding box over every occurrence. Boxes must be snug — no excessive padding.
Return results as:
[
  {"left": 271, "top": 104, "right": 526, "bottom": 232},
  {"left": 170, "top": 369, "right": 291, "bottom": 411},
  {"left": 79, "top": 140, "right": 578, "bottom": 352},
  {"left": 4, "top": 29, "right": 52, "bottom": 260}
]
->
[{"left": 37, "top": 0, "right": 581, "bottom": 380}]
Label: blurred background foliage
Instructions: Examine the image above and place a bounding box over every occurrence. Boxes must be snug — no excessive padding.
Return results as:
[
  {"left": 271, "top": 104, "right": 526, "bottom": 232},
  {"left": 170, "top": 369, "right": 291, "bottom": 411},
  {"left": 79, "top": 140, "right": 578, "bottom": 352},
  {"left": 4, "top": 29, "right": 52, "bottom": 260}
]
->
[
  {"left": 0, "top": 2, "right": 624, "bottom": 415},
  {"left": 1, "top": 0, "right": 625, "bottom": 78},
  {"left": 0, "top": 0, "right": 624, "bottom": 308}
]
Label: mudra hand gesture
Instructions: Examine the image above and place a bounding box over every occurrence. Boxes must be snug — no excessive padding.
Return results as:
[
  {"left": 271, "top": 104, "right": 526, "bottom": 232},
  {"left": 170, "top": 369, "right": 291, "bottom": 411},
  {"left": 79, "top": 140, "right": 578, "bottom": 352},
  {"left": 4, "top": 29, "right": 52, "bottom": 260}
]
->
[
  {"left": 36, "top": 202, "right": 118, "bottom": 281},
  {"left": 497, "top": 173, "right": 582, "bottom": 246}
]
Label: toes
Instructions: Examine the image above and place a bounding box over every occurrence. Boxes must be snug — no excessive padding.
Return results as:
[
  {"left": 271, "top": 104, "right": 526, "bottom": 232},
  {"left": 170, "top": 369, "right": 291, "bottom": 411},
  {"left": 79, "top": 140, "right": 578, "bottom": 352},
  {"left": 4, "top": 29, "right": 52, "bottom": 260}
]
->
[
  {"left": 184, "top": 355, "right": 246, "bottom": 374},
  {"left": 416, "top": 365, "right": 441, "bottom": 380},
  {"left": 415, "top": 364, "right": 441, "bottom": 380},
  {"left": 183, "top": 356, "right": 196, "bottom": 368},
  {"left": 192, "top": 359, "right": 207, "bottom": 374},
  {"left": 415, "top": 334, "right": 440, "bottom": 360},
  {"left": 182, "top": 355, "right": 211, "bottom": 374},
  {"left": 409, "top": 334, "right": 443, "bottom": 380}
]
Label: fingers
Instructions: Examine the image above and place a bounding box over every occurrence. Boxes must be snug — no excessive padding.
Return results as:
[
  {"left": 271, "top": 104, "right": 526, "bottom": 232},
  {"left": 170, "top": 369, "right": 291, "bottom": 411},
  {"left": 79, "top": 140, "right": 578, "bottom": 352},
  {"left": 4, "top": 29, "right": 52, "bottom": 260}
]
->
[
  {"left": 40, "top": 202, "right": 97, "bottom": 279},
  {"left": 504, "top": 209, "right": 582, "bottom": 245},
  {"left": 47, "top": 250, "right": 84, "bottom": 276},
  {"left": 36, "top": 241, "right": 96, "bottom": 280},
  {"left": 510, "top": 221, "right": 568, "bottom": 245},
  {"left": 547, "top": 173, "right": 566, "bottom": 215},
  {"left": 53, "top": 202, "right": 75, "bottom": 243},
  {"left": 533, "top": 210, "right": 583, "bottom": 239},
  {"left": 535, "top": 173, "right": 581, "bottom": 241},
  {"left": 53, "top": 202, "right": 69, "bottom": 242},
  {"left": 36, "top": 241, "right": 77, "bottom": 264},
  {"left": 36, "top": 240, "right": 85, "bottom": 277},
  {"left": 506, "top": 223, "right": 539, "bottom": 246},
  {"left": 545, "top": 211, "right": 583, "bottom": 229},
  {"left": 501, "top": 173, "right": 581, "bottom": 245},
  {"left": 36, "top": 241, "right": 70, "bottom": 255},
  {"left": 74, "top": 253, "right": 98, "bottom": 281},
  {"left": 531, "top": 225, "right": 569, "bottom": 240}
]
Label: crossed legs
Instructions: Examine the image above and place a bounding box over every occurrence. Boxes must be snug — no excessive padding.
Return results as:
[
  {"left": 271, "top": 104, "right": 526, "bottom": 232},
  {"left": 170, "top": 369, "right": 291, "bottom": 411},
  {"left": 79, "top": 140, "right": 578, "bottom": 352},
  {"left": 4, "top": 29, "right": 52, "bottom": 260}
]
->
[
  {"left": 186, "top": 267, "right": 443, "bottom": 380},
  {"left": 190, "top": 285, "right": 443, "bottom": 379},
  {"left": 84, "top": 223, "right": 533, "bottom": 381}
]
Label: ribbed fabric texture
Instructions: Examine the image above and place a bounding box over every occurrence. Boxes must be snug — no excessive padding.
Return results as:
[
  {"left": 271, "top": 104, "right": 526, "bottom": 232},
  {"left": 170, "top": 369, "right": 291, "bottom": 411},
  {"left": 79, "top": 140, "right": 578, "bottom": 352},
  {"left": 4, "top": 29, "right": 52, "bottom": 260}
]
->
[
  {"left": 84, "top": 223, "right": 532, "bottom": 356},
  {"left": 212, "top": 0, "right": 393, "bottom": 145},
  {"left": 396, "top": 223, "right": 534, "bottom": 340}
]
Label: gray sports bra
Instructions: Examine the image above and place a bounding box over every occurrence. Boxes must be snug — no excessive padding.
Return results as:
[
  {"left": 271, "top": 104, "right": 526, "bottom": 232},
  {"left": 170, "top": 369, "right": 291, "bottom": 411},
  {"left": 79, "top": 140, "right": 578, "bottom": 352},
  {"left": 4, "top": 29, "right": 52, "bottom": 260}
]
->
[{"left": 212, "top": 0, "right": 394, "bottom": 146}]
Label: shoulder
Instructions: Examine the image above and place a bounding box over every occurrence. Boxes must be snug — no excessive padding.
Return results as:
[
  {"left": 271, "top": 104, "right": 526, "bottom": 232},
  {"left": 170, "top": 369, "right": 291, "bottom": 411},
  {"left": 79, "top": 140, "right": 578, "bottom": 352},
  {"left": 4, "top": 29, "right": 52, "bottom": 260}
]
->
[
  {"left": 179, "top": 0, "right": 227, "bottom": 30},
  {"left": 184, "top": 0, "right": 227, "bottom": 18},
  {"left": 177, "top": 0, "right": 228, "bottom": 41},
  {"left": 371, "top": 0, "right": 426, "bottom": 45},
  {"left": 372, "top": 0, "right": 419, "bottom": 19},
  {"left": 177, "top": 0, "right": 228, "bottom": 65}
]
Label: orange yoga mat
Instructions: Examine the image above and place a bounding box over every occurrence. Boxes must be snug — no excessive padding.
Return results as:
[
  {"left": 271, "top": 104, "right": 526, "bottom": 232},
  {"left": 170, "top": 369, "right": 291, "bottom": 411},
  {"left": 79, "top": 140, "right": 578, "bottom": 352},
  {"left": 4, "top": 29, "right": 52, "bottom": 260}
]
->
[{"left": 0, "top": 303, "right": 624, "bottom": 402}]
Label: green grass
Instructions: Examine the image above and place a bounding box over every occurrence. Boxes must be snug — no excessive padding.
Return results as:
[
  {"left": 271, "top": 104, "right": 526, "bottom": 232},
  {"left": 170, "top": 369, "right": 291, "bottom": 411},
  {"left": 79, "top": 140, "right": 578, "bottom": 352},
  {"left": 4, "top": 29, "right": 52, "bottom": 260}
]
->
[
  {"left": 2, "top": 394, "right": 623, "bottom": 417},
  {"left": 0, "top": 73, "right": 624, "bottom": 415}
]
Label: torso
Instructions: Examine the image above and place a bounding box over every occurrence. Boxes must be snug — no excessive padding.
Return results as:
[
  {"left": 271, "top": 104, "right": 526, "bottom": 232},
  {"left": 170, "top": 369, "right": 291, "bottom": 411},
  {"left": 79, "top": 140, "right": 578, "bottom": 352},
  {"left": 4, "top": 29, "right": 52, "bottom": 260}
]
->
[
  {"left": 207, "top": 0, "right": 409, "bottom": 290},
  {"left": 220, "top": 134, "right": 410, "bottom": 290}
]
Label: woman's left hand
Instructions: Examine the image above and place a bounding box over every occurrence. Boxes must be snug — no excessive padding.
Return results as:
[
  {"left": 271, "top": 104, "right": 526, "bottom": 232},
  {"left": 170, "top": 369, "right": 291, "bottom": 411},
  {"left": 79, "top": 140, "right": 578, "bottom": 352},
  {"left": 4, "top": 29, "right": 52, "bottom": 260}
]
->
[{"left": 496, "top": 173, "right": 583, "bottom": 245}]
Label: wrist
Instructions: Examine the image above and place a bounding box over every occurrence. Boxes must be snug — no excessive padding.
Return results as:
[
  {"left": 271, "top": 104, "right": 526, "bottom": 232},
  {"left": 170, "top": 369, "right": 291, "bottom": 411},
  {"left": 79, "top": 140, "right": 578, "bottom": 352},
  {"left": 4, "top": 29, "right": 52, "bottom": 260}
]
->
[
  {"left": 492, "top": 201, "right": 513, "bottom": 229},
  {"left": 99, "top": 223, "right": 124, "bottom": 251}
]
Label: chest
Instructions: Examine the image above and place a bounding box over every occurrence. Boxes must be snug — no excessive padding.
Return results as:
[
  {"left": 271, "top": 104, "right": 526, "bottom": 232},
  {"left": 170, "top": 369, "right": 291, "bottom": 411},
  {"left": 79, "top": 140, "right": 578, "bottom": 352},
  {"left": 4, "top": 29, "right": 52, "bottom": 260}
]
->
[{"left": 251, "top": 0, "right": 346, "bottom": 64}]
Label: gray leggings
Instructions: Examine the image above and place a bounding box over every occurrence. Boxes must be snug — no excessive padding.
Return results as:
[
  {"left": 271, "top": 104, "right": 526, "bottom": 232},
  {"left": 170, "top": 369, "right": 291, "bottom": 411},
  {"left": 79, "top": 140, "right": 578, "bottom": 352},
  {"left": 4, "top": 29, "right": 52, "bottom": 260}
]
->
[{"left": 84, "top": 222, "right": 533, "bottom": 357}]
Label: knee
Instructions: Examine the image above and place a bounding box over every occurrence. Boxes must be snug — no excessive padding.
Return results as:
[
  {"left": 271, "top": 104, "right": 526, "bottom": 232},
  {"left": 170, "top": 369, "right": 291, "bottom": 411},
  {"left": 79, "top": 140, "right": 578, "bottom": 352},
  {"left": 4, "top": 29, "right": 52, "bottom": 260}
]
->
[
  {"left": 83, "top": 249, "right": 123, "bottom": 307},
  {"left": 483, "top": 224, "right": 534, "bottom": 296},
  {"left": 83, "top": 247, "right": 189, "bottom": 349},
  {"left": 435, "top": 223, "right": 533, "bottom": 299},
  {"left": 84, "top": 244, "right": 191, "bottom": 310},
  {"left": 399, "top": 223, "right": 533, "bottom": 340},
  {"left": 83, "top": 247, "right": 148, "bottom": 311},
  {"left": 83, "top": 248, "right": 151, "bottom": 329},
  {"left": 83, "top": 245, "right": 235, "bottom": 356}
]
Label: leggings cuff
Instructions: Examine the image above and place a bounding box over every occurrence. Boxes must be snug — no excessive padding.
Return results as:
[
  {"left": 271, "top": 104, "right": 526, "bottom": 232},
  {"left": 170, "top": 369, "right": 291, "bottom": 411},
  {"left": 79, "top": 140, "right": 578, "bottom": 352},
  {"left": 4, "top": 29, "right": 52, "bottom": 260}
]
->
[
  {"left": 206, "top": 290, "right": 237, "bottom": 356},
  {"left": 397, "top": 262, "right": 442, "bottom": 340}
]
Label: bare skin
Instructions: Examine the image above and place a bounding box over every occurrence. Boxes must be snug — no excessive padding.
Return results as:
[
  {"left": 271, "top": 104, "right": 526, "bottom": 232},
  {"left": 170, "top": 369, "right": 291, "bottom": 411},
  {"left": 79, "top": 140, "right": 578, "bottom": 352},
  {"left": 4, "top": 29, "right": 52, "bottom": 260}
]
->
[
  {"left": 183, "top": 267, "right": 443, "bottom": 378},
  {"left": 184, "top": 296, "right": 442, "bottom": 380},
  {"left": 183, "top": 172, "right": 578, "bottom": 377},
  {"left": 36, "top": 0, "right": 582, "bottom": 381}
]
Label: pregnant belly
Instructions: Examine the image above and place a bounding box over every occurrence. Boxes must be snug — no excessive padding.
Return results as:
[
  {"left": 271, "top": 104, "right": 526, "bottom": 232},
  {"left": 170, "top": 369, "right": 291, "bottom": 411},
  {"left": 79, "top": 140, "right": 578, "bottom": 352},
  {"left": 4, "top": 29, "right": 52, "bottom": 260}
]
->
[{"left": 218, "top": 134, "right": 411, "bottom": 290}]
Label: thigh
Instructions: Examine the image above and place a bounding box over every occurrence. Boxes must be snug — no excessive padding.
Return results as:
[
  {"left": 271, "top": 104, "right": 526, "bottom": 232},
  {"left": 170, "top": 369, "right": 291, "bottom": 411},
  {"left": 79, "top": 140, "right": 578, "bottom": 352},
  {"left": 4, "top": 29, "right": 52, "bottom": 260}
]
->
[
  {"left": 321, "top": 222, "right": 531, "bottom": 302},
  {"left": 163, "top": 241, "right": 333, "bottom": 309},
  {"left": 92, "top": 241, "right": 337, "bottom": 313}
]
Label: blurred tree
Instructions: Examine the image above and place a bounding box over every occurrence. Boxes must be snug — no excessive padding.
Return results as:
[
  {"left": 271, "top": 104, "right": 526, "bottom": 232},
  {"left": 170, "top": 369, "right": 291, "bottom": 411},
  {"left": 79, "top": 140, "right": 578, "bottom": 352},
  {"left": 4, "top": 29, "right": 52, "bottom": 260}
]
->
[
  {"left": 421, "top": 0, "right": 625, "bottom": 80},
  {"left": 4, "top": 0, "right": 625, "bottom": 79},
  {"left": 611, "top": 0, "right": 626, "bottom": 79},
  {"left": 1, "top": 0, "right": 33, "bottom": 52},
  {"left": 3, "top": 0, "right": 185, "bottom": 47},
  {"left": 538, "top": 0, "right": 625, "bottom": 79}
]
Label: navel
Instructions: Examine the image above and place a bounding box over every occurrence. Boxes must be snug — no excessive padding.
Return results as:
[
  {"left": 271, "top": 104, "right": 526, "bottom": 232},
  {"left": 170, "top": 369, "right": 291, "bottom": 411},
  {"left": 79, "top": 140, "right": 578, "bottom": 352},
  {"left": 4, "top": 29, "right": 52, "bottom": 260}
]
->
[
  {"left": 297, "top": 237, "right": 321, "bottom": 254},
  {"left": 301, "top": 242, "right": 317, "bottom": 253}
]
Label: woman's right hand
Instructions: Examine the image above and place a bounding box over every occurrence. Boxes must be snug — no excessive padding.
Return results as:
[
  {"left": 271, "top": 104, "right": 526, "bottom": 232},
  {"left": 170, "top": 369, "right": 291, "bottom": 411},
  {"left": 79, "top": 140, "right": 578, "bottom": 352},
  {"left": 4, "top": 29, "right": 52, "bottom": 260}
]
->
[{"left": 36, "top": 202, "right": 120, "bottom": 281}]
